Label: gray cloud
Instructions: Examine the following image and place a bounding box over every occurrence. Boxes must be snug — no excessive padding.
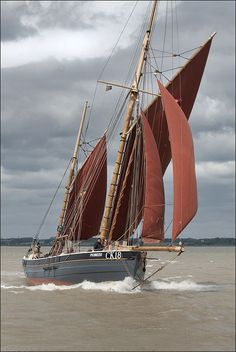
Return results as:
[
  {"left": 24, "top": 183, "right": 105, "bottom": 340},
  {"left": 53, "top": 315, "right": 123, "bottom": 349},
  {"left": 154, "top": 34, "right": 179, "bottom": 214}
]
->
[
  {"left": 1, "top": 50, "right": 129, "bottom": 175},
  {"left": 1, "top": 1, "right": 235, "bottom": 238},
  {"left": 28, "top": 1, "right": 118, "bottom": 31},
  {"left": 1, "top": 1, "right": 38, "bottom": 41},
  {"left": 1, "top": 1, "right": 122, "bottom": 42}
]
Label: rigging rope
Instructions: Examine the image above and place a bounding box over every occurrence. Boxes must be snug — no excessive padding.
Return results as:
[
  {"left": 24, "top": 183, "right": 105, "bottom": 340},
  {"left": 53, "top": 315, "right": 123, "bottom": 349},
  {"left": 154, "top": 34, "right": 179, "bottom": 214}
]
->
[
  {"left": 132, "top": 249, "right": 183, "bottom": 290},
  {"left": 34, "top": 159, "right": 71, "bottom": 240},
  {"left": 85, "top": 1, "right": 139, "bottom": 146},
  {"left": 98, "top": 2, "right": 139, "bottom": 81},
  {"left": 49, "top": 2, "right": 186, "bottom": 247}
]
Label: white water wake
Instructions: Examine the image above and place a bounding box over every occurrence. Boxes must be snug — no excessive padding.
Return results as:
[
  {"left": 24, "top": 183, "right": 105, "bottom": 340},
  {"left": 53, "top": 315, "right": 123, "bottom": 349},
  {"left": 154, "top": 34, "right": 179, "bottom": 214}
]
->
[
  {"left": 1, "top": 278, "right": 137, "bottom": 294},
  {"left": 1, "top": 277, "right": 217, "bottom": 294},
  {"left": 149, "top": 279, "right": 217, "bottom": 292}
]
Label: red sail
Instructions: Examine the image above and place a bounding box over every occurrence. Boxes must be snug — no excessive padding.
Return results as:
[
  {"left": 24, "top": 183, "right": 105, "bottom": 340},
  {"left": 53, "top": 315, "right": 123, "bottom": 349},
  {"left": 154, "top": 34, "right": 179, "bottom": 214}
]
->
[
  {"left": 108, "top": 129, "right": 143, "bottom": 241},
  {"left": 145, "top": 36, "right": 213, "bottom": 174},
  {"left": 157, "top": 80, "right": 197, "bottom": 241},
  {"left": 63, "top": 136, "right": 107, "bottom": 240},
  {"left": 106, "top": 37, "right": 212, "bottom": 242},
  {"left": 141, "top": 111, "right": 165, "bottom": 242}
]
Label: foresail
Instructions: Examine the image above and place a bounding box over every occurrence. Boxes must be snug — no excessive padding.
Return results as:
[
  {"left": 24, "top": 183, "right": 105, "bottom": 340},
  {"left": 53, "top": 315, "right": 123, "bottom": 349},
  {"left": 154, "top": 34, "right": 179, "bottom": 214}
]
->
[
  {"left": 145, "top": 36, "right": 213, "bottom": 174},
  {"left": 141, "top": 111, "right": 165, "bottom": 243},
  {"left": 157, "top": 80, "right": 197, "bottom": 241},
  {"left": 63, "top": 136, "right": 107, "bottom": 241}
]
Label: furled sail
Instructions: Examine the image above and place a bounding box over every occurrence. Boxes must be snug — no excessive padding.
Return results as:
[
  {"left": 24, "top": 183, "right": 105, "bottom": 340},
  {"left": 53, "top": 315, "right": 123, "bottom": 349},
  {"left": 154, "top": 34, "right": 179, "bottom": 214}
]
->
[
  {"left": 145, "top": 36, "right": 213, "bottom": 175},
  {"left": 157, "top": 80, "right": 197, "bottom": 241},
  {"left": 141, "top": 111, "right": 165, "bottom": 242},
  {"left": 62, "top": 136, "right": 107, "bottom": 240}
]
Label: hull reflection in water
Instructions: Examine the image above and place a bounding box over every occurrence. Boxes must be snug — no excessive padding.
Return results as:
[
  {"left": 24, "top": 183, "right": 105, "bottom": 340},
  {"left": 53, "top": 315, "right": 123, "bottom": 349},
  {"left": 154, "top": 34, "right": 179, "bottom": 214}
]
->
[{"left": 22, "top": 250, "right": 146, "bottom": 285}]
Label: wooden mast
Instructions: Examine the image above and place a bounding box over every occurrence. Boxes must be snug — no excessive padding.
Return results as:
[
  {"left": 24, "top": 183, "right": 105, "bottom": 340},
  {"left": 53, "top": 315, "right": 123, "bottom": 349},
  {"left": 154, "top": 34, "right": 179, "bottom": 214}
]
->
[
  {"left": 100, "top": 0, "right": 159, "bottom": 241},
  {"left": 56, "top": 101, "right": 89, "bottom": 236}
]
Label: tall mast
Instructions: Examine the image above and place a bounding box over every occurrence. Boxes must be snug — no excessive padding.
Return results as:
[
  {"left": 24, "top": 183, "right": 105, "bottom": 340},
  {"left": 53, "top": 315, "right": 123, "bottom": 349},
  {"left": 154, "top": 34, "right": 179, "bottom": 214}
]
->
[
  {"left": 100, "top": 0, "right": 158, "bottom": 240},
  {"left": 57, "top": 101, "right": 89, "bottom": 235}
]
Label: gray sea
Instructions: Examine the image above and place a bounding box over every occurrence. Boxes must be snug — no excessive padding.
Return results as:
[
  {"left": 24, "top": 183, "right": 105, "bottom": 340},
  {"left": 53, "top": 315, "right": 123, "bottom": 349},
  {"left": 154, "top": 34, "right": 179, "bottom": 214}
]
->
[{"left": 1, "top": 246, "right": 235, "bottom": 351}]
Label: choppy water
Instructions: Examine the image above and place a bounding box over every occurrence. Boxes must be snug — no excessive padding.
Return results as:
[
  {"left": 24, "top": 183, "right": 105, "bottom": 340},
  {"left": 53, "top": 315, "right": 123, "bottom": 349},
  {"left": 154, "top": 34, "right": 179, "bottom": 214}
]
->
[{"left": 1, "top": 246, "right": 235, "bottom": 351}]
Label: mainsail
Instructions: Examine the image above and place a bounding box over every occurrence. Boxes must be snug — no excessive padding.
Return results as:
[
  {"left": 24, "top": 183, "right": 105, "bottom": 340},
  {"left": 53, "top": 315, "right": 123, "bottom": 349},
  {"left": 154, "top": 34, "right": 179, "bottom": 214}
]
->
[
  {"left": 157, "top": 80, "right": 197, "bottom": 241},
  {"left": 108, "top": 111, "right": 165, "bottom": 244},
  {"left": 62, "top": 136, "right": 107, "bottom": 241},
  {"left": 106, "top": 36, "right": 213, "bottom": 244}
]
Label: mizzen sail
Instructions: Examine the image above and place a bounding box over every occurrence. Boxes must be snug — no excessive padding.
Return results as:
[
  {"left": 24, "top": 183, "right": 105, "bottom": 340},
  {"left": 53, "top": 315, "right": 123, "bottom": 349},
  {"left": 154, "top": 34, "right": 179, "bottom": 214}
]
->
[{"left": 157, "top": 80, "right": 197, "bottom": 241}]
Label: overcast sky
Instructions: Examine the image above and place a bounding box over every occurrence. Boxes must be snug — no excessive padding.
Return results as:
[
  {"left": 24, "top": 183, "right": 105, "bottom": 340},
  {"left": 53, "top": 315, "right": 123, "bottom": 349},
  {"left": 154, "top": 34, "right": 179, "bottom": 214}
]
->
[{"left": 1, "top": 1, "right": 235, "bottom": 239}]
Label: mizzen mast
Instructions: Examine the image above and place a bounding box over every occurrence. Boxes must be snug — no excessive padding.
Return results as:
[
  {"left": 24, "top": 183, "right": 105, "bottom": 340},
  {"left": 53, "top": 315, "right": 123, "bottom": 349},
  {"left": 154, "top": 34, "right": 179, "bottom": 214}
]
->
[
  {"left": 100, "top": 0, "right": 159, "bottom": 241},
  {"left": 57, "top": 101, "right": 89, "bottom": 236}
]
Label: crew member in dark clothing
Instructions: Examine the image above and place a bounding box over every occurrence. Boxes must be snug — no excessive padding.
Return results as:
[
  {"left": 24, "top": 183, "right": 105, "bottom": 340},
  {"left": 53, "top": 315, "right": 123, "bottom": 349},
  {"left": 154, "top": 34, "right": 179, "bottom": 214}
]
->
[{"left": 94, "top": 238, "right": 104, "bottom": 251}]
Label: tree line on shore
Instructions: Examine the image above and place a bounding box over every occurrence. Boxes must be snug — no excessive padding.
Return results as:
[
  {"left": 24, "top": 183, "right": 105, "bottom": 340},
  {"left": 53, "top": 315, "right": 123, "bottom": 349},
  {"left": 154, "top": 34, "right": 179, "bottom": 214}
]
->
[{"left": 0, "top": 236, "right": 235, "bottom": 246}]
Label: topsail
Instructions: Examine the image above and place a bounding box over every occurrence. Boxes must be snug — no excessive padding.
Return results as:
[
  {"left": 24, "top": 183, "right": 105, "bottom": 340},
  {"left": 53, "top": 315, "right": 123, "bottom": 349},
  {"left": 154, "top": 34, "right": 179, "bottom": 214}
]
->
[{"left": 145, "top": 36, "right": 213, "bottom": 175}]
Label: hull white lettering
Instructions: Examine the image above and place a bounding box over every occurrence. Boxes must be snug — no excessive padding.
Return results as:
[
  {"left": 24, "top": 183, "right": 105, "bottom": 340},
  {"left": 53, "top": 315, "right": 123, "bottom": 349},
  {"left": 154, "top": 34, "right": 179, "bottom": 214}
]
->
[
  {"left": 105, "top": 251, "right": 122, "bottom": 260},
  {"left": 90, "top": 253, "right": 103, "bottom": 257}
]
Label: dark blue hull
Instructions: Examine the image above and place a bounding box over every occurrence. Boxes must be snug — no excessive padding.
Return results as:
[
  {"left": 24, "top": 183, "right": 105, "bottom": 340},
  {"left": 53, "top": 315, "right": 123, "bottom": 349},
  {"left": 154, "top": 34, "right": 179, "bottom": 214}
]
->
[{"left": 22, "top": 250, "right": 146, "bottom": 285}]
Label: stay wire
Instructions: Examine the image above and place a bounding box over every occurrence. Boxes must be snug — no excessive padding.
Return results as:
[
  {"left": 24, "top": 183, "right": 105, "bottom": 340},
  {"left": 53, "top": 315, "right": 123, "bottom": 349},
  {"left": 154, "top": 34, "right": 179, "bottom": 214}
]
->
[
  {"left": 105, "top": 1, "right": 151, "bottom": 143},
  {"left": 34, "top": 159, "right": 71, "bottom": 240},
  {"left": 85, "top": 1, "right": 138, "bottom": 141},
  {"left": 105, "top": 1, "right": 151, "bottom": 135},
  {"left": 132, "top": 250, "right": 183, "bottom": 290},
  {"left": 55, "top": 3, "right": 157, "bottom": 241},
  {"left": 98, "top": 2, "right": 139, "bottom": 82}
]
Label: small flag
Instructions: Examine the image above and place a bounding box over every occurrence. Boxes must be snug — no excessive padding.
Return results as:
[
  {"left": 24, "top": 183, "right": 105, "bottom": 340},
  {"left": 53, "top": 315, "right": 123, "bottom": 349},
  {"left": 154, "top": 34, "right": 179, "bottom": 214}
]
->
[{"left": 105, "top": 84, "right": 112, "bottom": 91}]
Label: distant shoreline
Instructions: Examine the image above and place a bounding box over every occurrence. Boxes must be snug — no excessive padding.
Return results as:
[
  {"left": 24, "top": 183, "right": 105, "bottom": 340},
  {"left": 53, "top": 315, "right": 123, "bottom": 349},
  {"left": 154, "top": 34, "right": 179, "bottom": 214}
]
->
[{"left": 0, "top": 237, "right": 235, "bottom": 247}]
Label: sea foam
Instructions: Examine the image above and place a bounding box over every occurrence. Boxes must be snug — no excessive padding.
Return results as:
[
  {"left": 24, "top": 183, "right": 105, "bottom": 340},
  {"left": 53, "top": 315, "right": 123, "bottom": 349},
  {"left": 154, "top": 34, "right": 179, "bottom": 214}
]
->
[
  {"left": 1, "top": 277, "right": 217, "bottom": 294},
  {"left": 150, "top": 279, "right": 217, "bottom": 292}
]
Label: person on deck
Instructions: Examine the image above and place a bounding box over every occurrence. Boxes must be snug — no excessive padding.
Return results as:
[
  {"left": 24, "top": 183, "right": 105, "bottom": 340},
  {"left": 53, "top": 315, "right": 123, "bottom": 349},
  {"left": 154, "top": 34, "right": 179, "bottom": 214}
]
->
[
  {"left": 94, "top": 238, "right": 104, "bottom": 251},
  {"left": 103, "top": 239, "right": 108, "bottom": 250}
]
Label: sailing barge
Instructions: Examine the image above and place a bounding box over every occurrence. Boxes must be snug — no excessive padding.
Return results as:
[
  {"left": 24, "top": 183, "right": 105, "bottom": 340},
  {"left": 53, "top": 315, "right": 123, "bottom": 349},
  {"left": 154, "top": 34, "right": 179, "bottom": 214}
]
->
[{"left": 22, "top": 1, "right": 215, "bottom": 285}]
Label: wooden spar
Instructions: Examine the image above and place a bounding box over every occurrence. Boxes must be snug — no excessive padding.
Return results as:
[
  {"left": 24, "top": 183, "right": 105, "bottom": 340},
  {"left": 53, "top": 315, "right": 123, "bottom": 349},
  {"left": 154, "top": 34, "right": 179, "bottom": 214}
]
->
[
  {"left": 97, "top": 79, "right": 160, "bottom": 97},
  {"left": 56, "top": 101, "right": 89, "bottom": 235},
  {"left": 100, "top": 0, "right": 159, "bottom": 241},
  {"left": 130, "top": 245, "right": 184, "bottom": 253}
]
